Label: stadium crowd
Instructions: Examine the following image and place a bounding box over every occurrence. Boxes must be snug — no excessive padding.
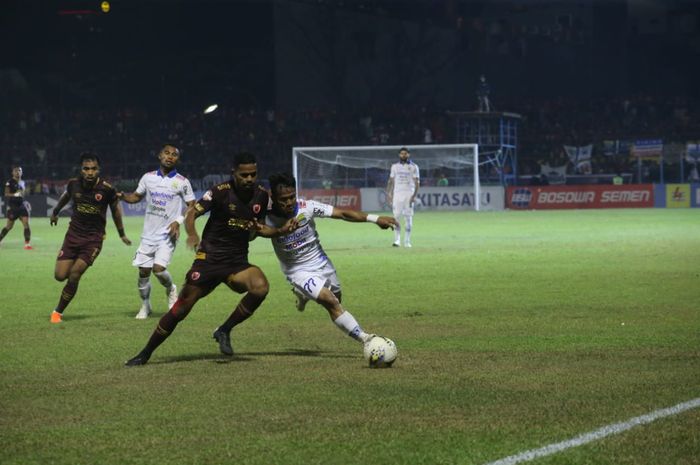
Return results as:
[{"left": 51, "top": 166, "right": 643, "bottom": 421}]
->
[{"left": 2, "top": 93, "right": 697, "bottom": 191}]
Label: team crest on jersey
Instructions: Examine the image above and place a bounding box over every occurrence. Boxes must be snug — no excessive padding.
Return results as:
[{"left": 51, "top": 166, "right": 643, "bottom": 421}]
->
[
  {"left": 95, "top": 193, "right": 103, "bottom": 201},
  {"left": 191, "top": 271, "right": 200, "bottom": 281},
  {"left": 253, "top": 204, "right": 261, "bottom": 214},
  {"left": 75, "top": 193, "right": 82, "bottom": 199},
  {"left": 228, "top": 203, "right": 237, "bottom": 212}
]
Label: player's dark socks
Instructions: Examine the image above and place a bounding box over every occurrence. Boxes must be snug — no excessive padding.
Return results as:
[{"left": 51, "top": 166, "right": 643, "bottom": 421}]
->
[
  {"left": 0, "top": 227, "right": 8, "bottom": 242},
  {"left": 55, "top": 281, "right": 79, "bottom": 313},
  {"left": 23, "top": 227, "right": 30, "bottom": 242},
  {"left": 218, "top": 293, "right": 264, "bottom": 333},
  {"left": 142, "top": 311, "right": 181, "bottom": 354}
]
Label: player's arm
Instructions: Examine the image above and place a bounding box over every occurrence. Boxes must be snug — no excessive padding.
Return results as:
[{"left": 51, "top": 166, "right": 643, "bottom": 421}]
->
[
  {"left": 330, "top": 208, "right": 397, "bottom": 230},
  {"left": 386, "top": 177, "right": 394, "bottom": 204},
  {"left": 169, "top": 200, "right": 195, "bottom": 242},
  {"left": 50, "top": 191, "right": 71, "bottom": 226},
  {"left": 410, "top": 176, "right": 420, "bottom": 205},
  {"left": 251, "top": 217, "right": 299, "bottom": 238},
  {"left": 109, "top": 198, "right": 132, "bottom": 245},
  {"left": 184, "top": 202, "right": 206, "bottom": 250},
  {"left": 4, "top": 183, "right": 13, "bottom": 199},
  {"left": 117, "top": 192, "right": 144, "bottom": 203}
]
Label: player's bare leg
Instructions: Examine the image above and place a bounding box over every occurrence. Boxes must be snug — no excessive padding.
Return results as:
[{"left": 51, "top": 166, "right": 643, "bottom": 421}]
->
[
  {"left": 20, "top": 216, "right": 31, "bottom": 249},
  {"left": 51, "top": 258, "right": 90, "bottom": 323},
  {"left": 152, "top": 263, "right": 177, "bottom": 310},
  {"left": 136, "top": 267, "right": 153, "bottom": 319},
  {"left": 213, "top": 266, "right": 269, "bottom": 355},
  {"left": 316, "top": 287, "right": 372, "bottom": 343},
  {"left": 125, "top": 283, "right": 203, "bottom": 366},
  {"left": 0, "top": 218, "right": 15, "bottom": 245}
]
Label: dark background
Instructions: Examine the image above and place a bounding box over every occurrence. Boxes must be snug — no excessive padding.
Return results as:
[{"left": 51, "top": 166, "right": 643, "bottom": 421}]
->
[{"left": 1, "top": 0, "right": 698, "bottom": 183}]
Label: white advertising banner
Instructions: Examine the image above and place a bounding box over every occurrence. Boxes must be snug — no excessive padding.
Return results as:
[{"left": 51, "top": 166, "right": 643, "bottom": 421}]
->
[{"left": 360, "top": 186, "right": 505, "bottom": 212}]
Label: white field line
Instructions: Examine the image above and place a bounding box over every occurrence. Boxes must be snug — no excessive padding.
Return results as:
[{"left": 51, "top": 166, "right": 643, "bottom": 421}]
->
[{"left": 484, "top": 397, "right": 700, "bottom": 465}]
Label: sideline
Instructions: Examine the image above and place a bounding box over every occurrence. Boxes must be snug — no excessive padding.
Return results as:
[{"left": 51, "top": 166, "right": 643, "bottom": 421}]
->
[{"left": 484, "top": 397, "right": 700, "bottom": 465}]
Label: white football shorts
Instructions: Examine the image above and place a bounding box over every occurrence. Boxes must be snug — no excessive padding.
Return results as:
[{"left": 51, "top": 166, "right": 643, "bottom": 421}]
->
[
  {"left": 392, "top": 193, "right": 414, "bottom": 217},
  {"left": 132, "top": 240, "right": 176, "bottom": 268},
  {"left": 287, "top": 261, "right": 341, "bottom": 301}
]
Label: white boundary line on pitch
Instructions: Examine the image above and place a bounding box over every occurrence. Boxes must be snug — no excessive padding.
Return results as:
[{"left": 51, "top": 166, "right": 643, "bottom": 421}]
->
[{"left": 484, "top": 397, "right": 700, "bottom": 465}]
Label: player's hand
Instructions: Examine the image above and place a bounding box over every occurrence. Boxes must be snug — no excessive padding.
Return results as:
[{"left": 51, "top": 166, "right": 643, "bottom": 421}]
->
[
  {"left": 168, "top": 221, "right": 180, "bottom": 242},
  {"left": 50, "top": 215, "right": 58, "bottom": 226},
  {"left": 186, "top": 233, "right": 200, "bottom": 251},
  {"left": 377, "top": 216, "right": 398, "bottom": 230},
  {"left": 121, "top": 235, "right": 132, "bottom": 245},
  {"left": 278, "top": 217, "right": 299, "bottom": 235},
  {"left": 116, "top": 191, "right": 124, "bottom": 200}
]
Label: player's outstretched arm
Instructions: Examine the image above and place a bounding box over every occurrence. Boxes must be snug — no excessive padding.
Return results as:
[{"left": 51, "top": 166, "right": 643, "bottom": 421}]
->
[
  {"left": 251, "top": 217, "right": 299, "bottom": 238},
  {"left": 50, "top": 192, "right": 71, "bottom": 226},
  {"left": 110, "top": 199, "right": 132, "bottom": 245},
  {"left": 117, "top": 192, "right": 144, "bottom": 204},
  {"left": 330, "top": 208, "right": 397, "bottom": 230}
]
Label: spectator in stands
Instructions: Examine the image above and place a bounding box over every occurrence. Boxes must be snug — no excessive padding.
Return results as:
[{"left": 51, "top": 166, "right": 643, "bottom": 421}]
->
[
  {"left": 437, "top": 172, "right": 449, "bottom": 186},
  {"left": 476, "top": 75, "right": 491, "bottom": 112}
]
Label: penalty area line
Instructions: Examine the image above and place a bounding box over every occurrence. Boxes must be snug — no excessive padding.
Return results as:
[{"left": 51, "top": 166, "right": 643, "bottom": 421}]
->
[{"left": 484, "top": 397, "right": 700, "bottom": 465}]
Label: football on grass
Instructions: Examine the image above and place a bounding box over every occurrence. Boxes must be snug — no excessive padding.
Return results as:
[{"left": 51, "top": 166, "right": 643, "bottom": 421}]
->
[{"left": 363, "top": 336, "right": 397, "bottom": 368}]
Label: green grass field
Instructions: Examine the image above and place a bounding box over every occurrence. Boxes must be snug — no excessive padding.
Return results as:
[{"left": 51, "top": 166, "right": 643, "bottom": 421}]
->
[{"left": 1, "top": 209, "right": 699, "bottom": 465}]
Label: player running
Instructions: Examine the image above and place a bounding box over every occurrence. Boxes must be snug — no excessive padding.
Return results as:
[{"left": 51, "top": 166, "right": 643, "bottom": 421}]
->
[
  {"left": 386, "top": 147, "right": 420, "bottom": 247},
  {"left": 0, "top": 166, "right": 33, "bottom": 249},
  {"left": 118, "top": 143, "right": 196, "bottom": 319},
  {"left": 257, "top": 173, "right": 397, "bottom": 346},
  {"left": 49, "top": 153, "right": 132, "bottom": 324},
  {"left": 125, "top": 153, "right": 296, "bottom": 366}
]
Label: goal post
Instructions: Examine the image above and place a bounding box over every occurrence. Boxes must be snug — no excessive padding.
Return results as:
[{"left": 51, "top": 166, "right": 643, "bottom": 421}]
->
[{"left": 292, "top": 143, "right": 483, "bottom": 210}]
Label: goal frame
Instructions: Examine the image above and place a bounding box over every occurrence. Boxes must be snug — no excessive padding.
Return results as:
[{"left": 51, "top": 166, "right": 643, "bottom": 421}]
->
[{"left": 292, "top": 143, "right": 482, "bottom": 211}]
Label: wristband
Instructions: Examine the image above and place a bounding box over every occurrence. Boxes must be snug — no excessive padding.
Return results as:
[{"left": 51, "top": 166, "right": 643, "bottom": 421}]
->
[
  {"left": 117, "top": 228, "right": 125, "bottom": 237},
  {"left": 366, "top": 214, "right": 379, "bottom": 223},
  {"left": 175, "top": 215, "right": 185, "bottom": 225}
]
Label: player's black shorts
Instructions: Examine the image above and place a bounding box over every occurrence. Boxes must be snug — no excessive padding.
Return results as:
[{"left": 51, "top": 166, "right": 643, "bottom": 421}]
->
[
  {"left": 6, "top": 206, "right": 29, "bottom": 220},
  {"left": 185, "top": 258, "right": 253, "bottom": 297},
  {"left": 57, "top": 232, "right": 104, "bottom": 266}
]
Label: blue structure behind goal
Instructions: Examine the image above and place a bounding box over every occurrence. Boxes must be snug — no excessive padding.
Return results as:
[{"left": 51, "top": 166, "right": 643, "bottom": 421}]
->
[{"left": 449, "top": 111, "right": 521, "bottom": 186}]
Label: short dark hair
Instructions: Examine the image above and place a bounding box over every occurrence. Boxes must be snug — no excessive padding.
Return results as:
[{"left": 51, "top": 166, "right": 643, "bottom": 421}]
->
[
  {"left": 80, "top": 151, "right": 100, "bottom": 166},
  {"left": 269, "top": 173, "right": 296, "bottom": 195},
  {"left": 161, "top": 142, "right": 180, "bottom": 152},
  {"left": 399, "top": 147, "right": 410, "bottom": 153},
  {"left": 234, "top": 152, "right": 256, "bottom": 168}
]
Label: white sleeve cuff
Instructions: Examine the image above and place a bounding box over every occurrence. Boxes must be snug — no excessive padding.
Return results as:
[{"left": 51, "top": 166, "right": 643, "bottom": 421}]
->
[{"left": 366, "top": 214, "right": 379, "bottom": 223}]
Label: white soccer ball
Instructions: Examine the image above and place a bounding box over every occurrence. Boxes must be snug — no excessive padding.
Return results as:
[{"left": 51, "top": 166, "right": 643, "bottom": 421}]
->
[{"left": 363, "top": 335, "right": 397, "bottom": 368}]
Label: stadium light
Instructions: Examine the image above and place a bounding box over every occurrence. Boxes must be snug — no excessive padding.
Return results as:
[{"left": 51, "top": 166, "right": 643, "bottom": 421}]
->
[{"left": 204, "top": 104, "right": 218, "bottom": 114}]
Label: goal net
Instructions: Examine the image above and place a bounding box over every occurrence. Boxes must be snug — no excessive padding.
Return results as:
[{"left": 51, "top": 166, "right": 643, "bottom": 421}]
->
[{"left": 292, "top": 143, "right": 483, "bottom": 210}]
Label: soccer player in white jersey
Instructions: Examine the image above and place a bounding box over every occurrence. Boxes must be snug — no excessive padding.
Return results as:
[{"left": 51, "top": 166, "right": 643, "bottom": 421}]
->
[
  {"left": 258, "top": 173, "right": 397, "bottom": 346},
  {"left": 386, "top": 147, "right": 420, "bottom": 247},
  {"left": 118, "top": 144, "right": 195, "bottom": 319}
]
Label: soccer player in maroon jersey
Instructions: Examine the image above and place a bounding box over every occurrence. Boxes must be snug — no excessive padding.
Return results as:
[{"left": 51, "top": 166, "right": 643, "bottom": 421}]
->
[
  {"left": 49, "top": 153, "right": 132, "bottom": 324},
  {"left": 0, "top": 166, "right": 32, "bottom": 249},
  {"left": 125, "top": 152, "right": 295, "bottom": 366}
]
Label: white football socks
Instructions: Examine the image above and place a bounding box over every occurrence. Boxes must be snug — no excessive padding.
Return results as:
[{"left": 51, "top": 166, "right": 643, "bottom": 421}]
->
[
  {"left": 333, "top": 311, "right": 369, "bottom": 343},
  {"left": 138, "top": 276, "right": 151, "bottom": 303},
  {"left": 154, "top": 270, "right": 173, "bottom": 290}
]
